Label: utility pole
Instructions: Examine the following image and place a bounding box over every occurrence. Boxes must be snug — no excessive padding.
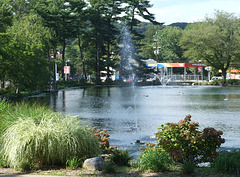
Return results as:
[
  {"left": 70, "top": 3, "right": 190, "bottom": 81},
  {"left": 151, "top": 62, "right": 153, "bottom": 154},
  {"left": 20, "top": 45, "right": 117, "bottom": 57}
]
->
[{"left": 154, "top": 31, "right": 159, "bottom": 73}]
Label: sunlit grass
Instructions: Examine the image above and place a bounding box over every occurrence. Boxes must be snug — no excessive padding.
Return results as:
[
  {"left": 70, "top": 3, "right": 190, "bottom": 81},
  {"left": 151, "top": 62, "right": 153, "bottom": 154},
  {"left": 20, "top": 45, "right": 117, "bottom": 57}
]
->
[{"left": 0, "top": 100, "right": 101, "bottom": 169}]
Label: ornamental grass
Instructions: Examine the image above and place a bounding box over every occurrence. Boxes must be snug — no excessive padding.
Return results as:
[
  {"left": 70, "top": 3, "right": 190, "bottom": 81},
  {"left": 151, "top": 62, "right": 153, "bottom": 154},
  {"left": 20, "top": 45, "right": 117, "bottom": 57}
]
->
[{"left": 0, "top": 100, "right": 101, "bottom": 169}]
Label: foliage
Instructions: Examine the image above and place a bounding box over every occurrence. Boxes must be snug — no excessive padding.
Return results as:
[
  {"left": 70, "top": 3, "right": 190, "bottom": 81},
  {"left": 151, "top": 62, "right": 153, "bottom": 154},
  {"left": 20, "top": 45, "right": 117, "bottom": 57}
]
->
[
  {"left": 102, "top": 162, "right": 116, "bottom": 174},
  {"left": 5, "top": 13, "right": 52, "bottom": 92},
  {"left": 109, "top": 148, "right": 132, "bottom": 167},
  {"left": 226, "top": 79, "right": 240, "bottom": 85},
  {"left": 66, "top": 157, "right": 84, "bottom": 170},
  {"left": 156, "top": 114, "right": 225, "bottom": 164},
  {"left": 180, "top": 10, "right": 240, "bottom": 81},
  {"left": 181, "top": 161, "right": 196, "bottom": 175},
  {"left": 157, "top": 26, "right": 185, "bottom": 63},
  {"left": 137, "top": 144, "right": 173, "bottom": 172},
  {"left": 92, "top": 129, "right": 117, "bottom": 154},
  {"left": 0, "top": 100, "right": 12, "bottom": 136},
  {"left": 209, "top": 79, "right": 225, "bottom": 85},
  {"left": 1, "top": 104, "right": 101, "bottom": 169},
  {"left": 211, "top": 150, "right": 240, "bottom": 174},
  {"left": 0, "top": 152, "right": 9, "bottom": 168}
]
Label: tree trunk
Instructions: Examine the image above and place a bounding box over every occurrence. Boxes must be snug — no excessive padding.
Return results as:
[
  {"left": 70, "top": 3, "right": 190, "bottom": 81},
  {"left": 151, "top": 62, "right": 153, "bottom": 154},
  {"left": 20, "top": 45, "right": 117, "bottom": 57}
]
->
[
  {"left": 107, "top": 41, "right": 110, "bottom": 79},
  {"left": 53, "top": 46, "right": 57, "bottom": 90},
  {"left": 96, "top": 44, "right": 100, "bottom": 81},
  {"left": 77, "top": 35, "right": 87, "bottom": 80},
  {"left": 62, "top": 39, "right": 66, "bottom": 80},
  {"left": 222, "top": 68, "right": 227, "bottom": 84},
  {"left": 1, "top": 80, "right": 5, "bottom": 88}
]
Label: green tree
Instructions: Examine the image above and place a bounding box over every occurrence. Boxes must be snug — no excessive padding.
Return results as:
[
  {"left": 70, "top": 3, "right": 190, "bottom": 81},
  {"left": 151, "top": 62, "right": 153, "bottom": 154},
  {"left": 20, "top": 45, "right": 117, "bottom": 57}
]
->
[
  {"left": 85, "top": 0, "right": 106, "bottom": 81},
  {"left": 0, "top": 0, "right": 14, "bottom": 88},
  {"left": 180, "top": 10, "right": 240, "bottom": 81},
  {"left": 101, "top": 0, "right": 122, "bottom": 80},
  {"left": 68, "top": 0, "right": 88, "bottom": 80},
  {"left": 7, "top": 13, "right": 52, "bottom": 92},
  {"left": 0, "top": 0, "right": 13, "bottom": 33},
  {"left": 157, "top": 26, "right": 184, "bottom": 63},
  {"left": 35, "top": 0, "right": 79, "bottom": 80},
  {"left": 118, "top": 0, "right": 161, "bottom": 80}
]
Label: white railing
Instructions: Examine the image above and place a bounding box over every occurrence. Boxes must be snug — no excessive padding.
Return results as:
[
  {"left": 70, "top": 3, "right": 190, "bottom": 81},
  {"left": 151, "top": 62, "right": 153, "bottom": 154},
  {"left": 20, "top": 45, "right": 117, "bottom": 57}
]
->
[{"left": 169, "top": 74, "right": 204, "bottom": 81}]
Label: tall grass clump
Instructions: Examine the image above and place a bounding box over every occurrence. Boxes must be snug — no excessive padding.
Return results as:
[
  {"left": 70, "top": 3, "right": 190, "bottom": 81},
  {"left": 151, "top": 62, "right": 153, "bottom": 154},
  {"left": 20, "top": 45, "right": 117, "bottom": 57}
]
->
[
  {"left": 137, "top": 144, "right": 174, "bottom": 172},
  {"left": 1, "top": 104, "right": 101, "bottom": 169},
  {"left": 0, "top": 100, "right": 13, "bottom": 136},
  {"left": 212, "top": 150, "right": 240, "bottom": 174}
]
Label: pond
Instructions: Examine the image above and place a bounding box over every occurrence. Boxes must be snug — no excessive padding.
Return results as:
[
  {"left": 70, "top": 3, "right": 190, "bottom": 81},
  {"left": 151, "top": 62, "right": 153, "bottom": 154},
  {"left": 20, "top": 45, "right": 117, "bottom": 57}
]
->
[{"left": 27, "top": 85, "right": 240, "bottom": 152}]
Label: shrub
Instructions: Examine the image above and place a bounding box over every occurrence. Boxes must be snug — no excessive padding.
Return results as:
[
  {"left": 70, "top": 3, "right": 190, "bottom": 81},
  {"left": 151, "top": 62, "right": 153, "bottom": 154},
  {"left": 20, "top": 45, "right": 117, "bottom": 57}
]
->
[
  {"left": 110, "top": 148, "right": 132, "bottom": 167},
  {"left": 181, "top": 161, "right": 196, "bottom": 175},
  {"left": 210, "top": 79, "right": 225, "bottom": 85},
  {"left": 156, "top": 115, "right": 225, "bottom": 164},
  {"left": 92, "top": 129, "right": 117, "bottom": 154},
  {"left": 102, "top": 162, "right": 116, "bottom": 174},
  {"left": 1, "top": 111, "right": 101, "bottom": 169},
  {"left": 212, "top": 150, "right": 240, "bottom": 174},
  {"left": 137, "top": 144, "right": 173, "bottom": 172},
  {"left": 227, "top": 79, "right": 240, "bottom": 85}
]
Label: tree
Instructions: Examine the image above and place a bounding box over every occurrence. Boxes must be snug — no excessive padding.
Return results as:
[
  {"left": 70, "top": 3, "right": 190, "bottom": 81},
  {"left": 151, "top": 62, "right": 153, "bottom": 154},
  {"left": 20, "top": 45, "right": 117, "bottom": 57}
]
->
[
  {"left": 35, "top": 0, "right": 79, "bottom": 80},
  {"left": 118, "top": 0, "right": 161, "bottom": 80},
  {"left": 180, "top": 10, "right": 240, "bottom": 81},
  {"left": 0, "top": 0, "right": 14, "bottom": 88},
  {"left": 157, "top": 26, "right": 185, "bottom": 63},
  {"left": 101, "top": 0, "right": 122, "bottom": 80},
  {"left": 68, "top": 0, "right": 88, "bottom": 80},
  {"left": 7, "top": 13, "right": 52, "bottom": 92},
  {"left": 0, "top": 0, "right": 13, "bottom": 33}
]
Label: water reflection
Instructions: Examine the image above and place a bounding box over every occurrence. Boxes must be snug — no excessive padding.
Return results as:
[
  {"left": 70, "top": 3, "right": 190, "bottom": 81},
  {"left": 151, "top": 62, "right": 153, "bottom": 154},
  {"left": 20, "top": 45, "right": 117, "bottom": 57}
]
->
[{"left": 27, "top": 86, "right": 240, "bottom": 150}]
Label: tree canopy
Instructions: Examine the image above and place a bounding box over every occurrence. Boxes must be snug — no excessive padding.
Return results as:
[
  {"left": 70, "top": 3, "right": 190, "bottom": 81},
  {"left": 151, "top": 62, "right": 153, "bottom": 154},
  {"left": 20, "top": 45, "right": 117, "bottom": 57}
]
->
[{"left": 180, "top": 10, "right": 240, "bottom": 80}]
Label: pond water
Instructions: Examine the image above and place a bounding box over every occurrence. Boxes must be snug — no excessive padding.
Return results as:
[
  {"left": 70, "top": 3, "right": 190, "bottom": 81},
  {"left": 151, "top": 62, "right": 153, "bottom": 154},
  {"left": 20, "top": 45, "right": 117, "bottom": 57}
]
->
[{"left": 27, "top": 85, "right": 240, "bottom": 152}]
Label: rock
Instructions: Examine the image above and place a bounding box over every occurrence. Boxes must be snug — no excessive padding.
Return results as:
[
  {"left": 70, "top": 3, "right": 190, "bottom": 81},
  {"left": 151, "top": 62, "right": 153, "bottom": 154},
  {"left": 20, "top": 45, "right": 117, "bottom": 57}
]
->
[{"left": 83, "top": 157, "right": 106, "bottom": 171}]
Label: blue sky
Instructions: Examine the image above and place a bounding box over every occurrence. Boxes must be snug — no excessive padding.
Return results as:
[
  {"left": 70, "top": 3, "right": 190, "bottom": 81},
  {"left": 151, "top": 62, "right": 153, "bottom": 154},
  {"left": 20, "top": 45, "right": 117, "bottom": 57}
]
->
[{"left": 148, "top": 0, "right": 240, "bottom": 25}]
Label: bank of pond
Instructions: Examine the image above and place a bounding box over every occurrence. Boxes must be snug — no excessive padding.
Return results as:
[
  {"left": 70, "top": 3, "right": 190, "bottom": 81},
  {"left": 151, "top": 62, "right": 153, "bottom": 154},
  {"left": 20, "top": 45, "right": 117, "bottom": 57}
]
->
[{"left": 0, "top": 100, "right": 239, "bottom": 176}]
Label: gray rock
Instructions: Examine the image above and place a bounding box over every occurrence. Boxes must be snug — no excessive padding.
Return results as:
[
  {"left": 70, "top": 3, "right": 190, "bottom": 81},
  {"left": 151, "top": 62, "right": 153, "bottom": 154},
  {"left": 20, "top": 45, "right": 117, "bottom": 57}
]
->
[{"left": 83, "top": 157, "right": 106, "bottom": 171}]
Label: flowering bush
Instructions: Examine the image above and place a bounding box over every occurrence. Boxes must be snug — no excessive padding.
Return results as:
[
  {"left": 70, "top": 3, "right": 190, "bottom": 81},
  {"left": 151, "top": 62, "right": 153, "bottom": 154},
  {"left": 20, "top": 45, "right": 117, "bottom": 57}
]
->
[
  {"left": 155, "top": 115, "right": 225, "bottom": 164},
  {"left": 92, "top": 129, "right": 117, "bottom": 154}
]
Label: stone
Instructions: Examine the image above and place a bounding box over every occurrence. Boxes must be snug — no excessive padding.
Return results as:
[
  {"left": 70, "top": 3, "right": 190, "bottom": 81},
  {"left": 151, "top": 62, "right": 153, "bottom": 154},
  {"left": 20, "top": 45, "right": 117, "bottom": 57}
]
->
[{"left": 83, "top": 157, "right": 106, "bottom": 171}]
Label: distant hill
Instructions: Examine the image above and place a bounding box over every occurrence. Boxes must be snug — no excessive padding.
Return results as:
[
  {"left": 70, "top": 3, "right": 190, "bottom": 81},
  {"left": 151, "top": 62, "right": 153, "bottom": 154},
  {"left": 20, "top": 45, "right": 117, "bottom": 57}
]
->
[{"left": 168, "top": 22, "right": 189, "bottom": 29}]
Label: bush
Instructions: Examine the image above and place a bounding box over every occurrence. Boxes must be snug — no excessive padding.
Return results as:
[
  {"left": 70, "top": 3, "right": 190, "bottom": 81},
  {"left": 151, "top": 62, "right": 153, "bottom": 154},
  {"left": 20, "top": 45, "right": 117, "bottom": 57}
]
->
[
  {"left": 181, "top": 161, "right": 196, "bottom": 175},
  {"left": 1, "top": 107, "right": 101, "bottom": 169},
  {"left": 156, "top": 115, "right": 225, "bottom": 164},
  {"left": 102, "top": 162, "right": 116, "bottom": 174},
  {"left": 110, "top": 148, "right": 132, "bottom": 167},
  {"left": 92, "top": 129, "right": 117, "bottom": 154},
  {"left": 210, "top": 79, "right": 225, "bottom": 85},
  {"left": 227, "top": 79, "right": 240, "bottom": 85},
  {"left": 212, "top": 150, "right": 240, "bottom": 174},
  {"left": 137, "top": 144, "right": 173, "bottom": 172}
]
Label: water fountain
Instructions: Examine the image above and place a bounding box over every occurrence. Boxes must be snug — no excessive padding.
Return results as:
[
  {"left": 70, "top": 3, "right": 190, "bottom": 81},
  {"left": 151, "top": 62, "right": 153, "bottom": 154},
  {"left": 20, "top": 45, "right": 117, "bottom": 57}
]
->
[
  {"left": 119, "top": 25, "right": 135, "bottom": 82},
  {"left": 119, "top": 25, "right": 140, "bottom": 137},
  {"left": 156, "top": 66, "right": 171, "bottom": 86}
]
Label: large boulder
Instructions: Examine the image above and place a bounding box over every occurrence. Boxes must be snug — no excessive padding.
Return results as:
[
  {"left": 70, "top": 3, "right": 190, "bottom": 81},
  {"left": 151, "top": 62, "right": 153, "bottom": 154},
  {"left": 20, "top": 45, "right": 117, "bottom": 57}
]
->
[{"left": 83, "top": 157, "right": 106, "bottom": 171}]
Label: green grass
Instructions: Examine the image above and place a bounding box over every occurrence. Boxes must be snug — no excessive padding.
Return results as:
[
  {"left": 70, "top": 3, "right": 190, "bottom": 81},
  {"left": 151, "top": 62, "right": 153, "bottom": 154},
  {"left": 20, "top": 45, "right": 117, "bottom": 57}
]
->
[
  {"left": 137, "top": 146, "right": 174, "bottom": 172},
  {"left": 211, "top": 150, "right": 240, "bottom": 174},
  {"left": 0, "top": 100, "right": 101, "bottom": 170}
]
